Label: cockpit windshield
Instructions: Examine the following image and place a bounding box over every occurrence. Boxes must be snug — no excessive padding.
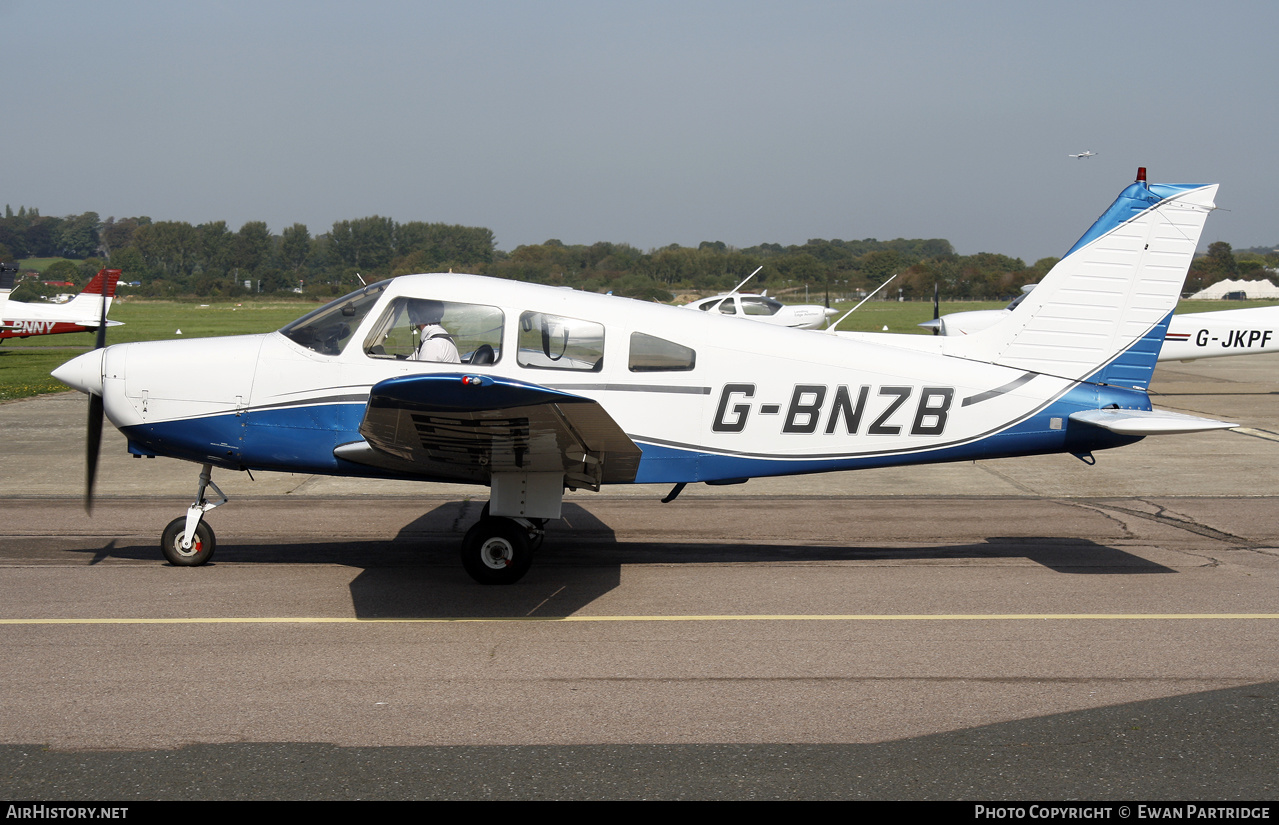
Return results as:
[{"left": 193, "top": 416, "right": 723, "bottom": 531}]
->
[{"left": 279, "top": 280, "right": 389, "bottom": 355}]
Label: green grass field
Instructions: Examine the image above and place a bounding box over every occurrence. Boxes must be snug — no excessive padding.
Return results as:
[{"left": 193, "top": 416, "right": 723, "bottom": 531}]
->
[
  {"left": 1, "top": 296, "right": 1274, "bottom": 402},
  {"left": 15, "top": 257, "right": 70, "bottom": 274}
]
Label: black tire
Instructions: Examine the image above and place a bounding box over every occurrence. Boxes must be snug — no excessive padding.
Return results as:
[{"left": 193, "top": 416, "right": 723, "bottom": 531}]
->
[
  {"left": 460, "top": 517, "right": 532, "bottom": 585},
  {"left": 160, "top": 517, "right": 216, "bottom": 566}
]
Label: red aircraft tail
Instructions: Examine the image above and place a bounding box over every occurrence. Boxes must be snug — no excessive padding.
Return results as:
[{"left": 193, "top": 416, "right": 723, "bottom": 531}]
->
[{"left": 82, "top": 269, "right": 122, "bottom": 297}]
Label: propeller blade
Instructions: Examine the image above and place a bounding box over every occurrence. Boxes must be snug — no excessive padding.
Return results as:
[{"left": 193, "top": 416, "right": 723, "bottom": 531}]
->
[
  {"left": 84, "top": 273, "right": 110, "bottom": 512},
  {"left": 932, "top": 281, "right": 940, "bottom": 336},
  {"left": 85, "top": 392, "right": 103, "bottom": 513},
  {"left": 94, "top": 296, "right": 107, "bottom": 350}
]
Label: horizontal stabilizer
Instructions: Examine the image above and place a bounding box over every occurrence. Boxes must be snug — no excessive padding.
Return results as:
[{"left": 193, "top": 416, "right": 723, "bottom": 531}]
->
[{"left": 1069, "top": 408, "right": 1236, "bottom": 435}]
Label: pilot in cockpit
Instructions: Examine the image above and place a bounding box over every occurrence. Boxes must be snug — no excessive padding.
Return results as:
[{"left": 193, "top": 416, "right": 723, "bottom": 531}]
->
[{"left": 408, "top": 299, "right": 460, "bottom": 363}]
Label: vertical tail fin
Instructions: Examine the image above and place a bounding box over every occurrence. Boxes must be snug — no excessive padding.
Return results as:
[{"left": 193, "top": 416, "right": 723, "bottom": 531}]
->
[
  {"left": 80, "top": 269, "right": 121, "bottom": 297},
  {"left": 66, "top": 269, "right": 122, "bottom": 318},
  {"left": 945, "top": 171, "right": 1218, "bottom": 389}
]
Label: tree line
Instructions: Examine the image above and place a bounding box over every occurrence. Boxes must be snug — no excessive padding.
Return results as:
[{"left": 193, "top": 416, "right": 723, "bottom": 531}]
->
[{"left": 1, "top": 205, "right": 1273, "bottom": 303}]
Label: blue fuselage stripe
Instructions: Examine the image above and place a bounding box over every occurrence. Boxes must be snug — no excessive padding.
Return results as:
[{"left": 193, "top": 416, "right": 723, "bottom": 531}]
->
[{"left": 123, "top": 373, "right": 1147, "bottom": 484}]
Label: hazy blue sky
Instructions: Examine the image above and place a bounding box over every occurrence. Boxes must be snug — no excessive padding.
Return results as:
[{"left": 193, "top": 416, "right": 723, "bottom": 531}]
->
[{"left": 6, "top": 0, "right": 1276, "bottom": 263}]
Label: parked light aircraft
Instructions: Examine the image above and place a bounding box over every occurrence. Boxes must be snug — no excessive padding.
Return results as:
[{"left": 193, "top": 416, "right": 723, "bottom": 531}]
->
[
  {"left": 917, "top": 287, "right": 1279, "bottom": 362},
  {"left": 1070, "top": 151, "right": 1098, "bottom": 159},
  {"left": 683, "top": 292, "right": 838, "bottom": 329},
  {"left": 54, "top": 170, "right": 1232, "bottom": 584},
  {"left": 1, "top": 269, "right": 122, "bottom": 342}
]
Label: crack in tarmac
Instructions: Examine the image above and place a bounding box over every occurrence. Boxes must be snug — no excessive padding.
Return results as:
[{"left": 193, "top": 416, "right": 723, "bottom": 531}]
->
[{"left": 1067, "top": 498, "right": 1267, "bottom": 569}]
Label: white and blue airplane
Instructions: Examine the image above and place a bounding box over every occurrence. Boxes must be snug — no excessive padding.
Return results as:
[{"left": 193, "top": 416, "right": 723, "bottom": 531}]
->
[{"left": 54, "top": 169, "right": 1231, "bottom": 584}]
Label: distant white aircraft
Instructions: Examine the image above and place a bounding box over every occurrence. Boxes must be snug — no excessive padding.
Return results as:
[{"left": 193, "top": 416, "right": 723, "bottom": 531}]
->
[
  {"left": 682, "top": 265, "right": 838, "bottom": 330},
  {"left": 683, "top": 292, "right": 838, "bottom": 330},
  {"left": 1069, "top": 151, "right": 1098, "bottom": 159}
]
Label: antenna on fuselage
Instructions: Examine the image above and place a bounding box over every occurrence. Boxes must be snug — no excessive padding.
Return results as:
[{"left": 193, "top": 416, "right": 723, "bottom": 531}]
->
[
  {"left": 729, "top": 266, "right": 763, "bottom": 296},
  {"left": 825, "top": 272, "right": 899, "bottom": 333},
  {"left": 707, "top": 266, "right": 764, "bottom": 312}
]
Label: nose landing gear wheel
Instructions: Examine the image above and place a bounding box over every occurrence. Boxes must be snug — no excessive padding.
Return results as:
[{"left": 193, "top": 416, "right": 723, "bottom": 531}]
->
[
  {"left": 461, "top": 517, "right": 532, "bottom": 585},
  {"left": 160, "top": 517, "right": 216, "bottom": 566}
]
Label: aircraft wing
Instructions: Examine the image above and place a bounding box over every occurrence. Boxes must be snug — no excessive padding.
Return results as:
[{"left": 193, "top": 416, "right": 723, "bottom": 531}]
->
[
  {"left": 335, "top": 373, "right": 642, "bottom": 490},
  {"left": 1069, "top": 408, "right": 1236, "bottom": 435}
]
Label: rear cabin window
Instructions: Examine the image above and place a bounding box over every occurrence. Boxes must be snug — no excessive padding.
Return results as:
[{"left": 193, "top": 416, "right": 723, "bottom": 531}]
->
[
  {"left": 517, "top": 311, "right": 605, "bottom": 372},
  {"left": 628, "top": 332, "right": 696, "bottom": 372},
  {"left": 363, "top": 297, "right": 503, "bottom": 365}
]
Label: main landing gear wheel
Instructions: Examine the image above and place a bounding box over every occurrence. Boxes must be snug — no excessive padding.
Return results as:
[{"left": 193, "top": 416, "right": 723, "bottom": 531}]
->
[
  {"left": 160, "top": 517, "right": 216, "bottom": 566},
  {"left": 460, "top": 517, "right": 532, "bottom": 585}
]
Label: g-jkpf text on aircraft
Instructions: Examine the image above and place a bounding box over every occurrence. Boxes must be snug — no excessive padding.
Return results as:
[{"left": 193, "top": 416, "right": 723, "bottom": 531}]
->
[
  {"left": 54, "top": 170, "right": 1232, "bottom": 584},
  {"left": 1, "top": 269, "right": 122, "bottom": 342}
]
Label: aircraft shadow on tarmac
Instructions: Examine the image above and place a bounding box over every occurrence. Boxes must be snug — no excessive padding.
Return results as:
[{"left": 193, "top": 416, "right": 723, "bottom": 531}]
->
[
  {"left": 60, "top": 501, "right": 1174, "bottom": 619},
  {"left": 343, "top": 538, "right": 1174, "bottom": 620}
]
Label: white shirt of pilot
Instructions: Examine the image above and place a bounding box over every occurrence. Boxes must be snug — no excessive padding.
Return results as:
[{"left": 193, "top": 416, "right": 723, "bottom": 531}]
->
[{"left": 413, "top": 324, "right": 460, "bottom": 363}]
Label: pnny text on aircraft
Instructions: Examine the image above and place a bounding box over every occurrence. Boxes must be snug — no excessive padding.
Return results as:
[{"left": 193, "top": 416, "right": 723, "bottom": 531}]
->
[{"left": 53, "top": 169, "right": 1231, "bottom": 584}]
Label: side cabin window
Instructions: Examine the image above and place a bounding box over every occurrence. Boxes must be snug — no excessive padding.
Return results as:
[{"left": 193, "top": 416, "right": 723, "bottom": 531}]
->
[
  {"left": 699, "top": 297, "right": 737, "bottom": 315},
  {"left": 279, "top": 281, "right": 388, "bottom": 355},
  {"left": 517, "top": 311, "right": 604, "bottom": 372},
  {"left": 364, "top": 296, "right": 504, "bottom": 365},
  {"left": 628, "top": 332, "right": 696, "bottom": 372}
]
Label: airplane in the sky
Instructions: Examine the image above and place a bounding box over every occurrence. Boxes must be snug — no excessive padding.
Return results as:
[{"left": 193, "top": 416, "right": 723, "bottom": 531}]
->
[
  {"left": 683, "top": 292, "right": 839, "bottom": 329},
  {"left": 916, "top": 288, "right": 1279, "bottom": 362},
  {"left": 53, "top": 170, "right": 1231, "bottom": 584},
  {"left": 1, "top": 269, "right": 122, "bottom": 343},
  {"left": 1069, "top": 151, "right": 1098, "bottom": 159}
]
